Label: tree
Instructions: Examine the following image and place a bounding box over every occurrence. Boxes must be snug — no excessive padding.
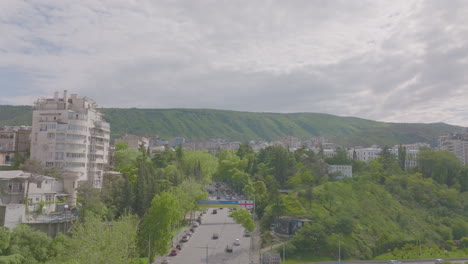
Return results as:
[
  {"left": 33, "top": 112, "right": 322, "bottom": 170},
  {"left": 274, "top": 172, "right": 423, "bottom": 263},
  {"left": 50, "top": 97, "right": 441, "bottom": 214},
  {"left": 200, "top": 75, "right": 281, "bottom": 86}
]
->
[
  {"left": 397, "top": 145, "right": 407, "bottom": 170},
  {"left": 236, "top": 142, "right": 254, "bottom": 159},
  {"left": 230, "top": 209, "right": 255, "bottom": 232},
  {"left": 140, "top": 192, "right": 181, "bottom": 260},
  {"left": 20, "top": 160, "right": 47, "bottom": 212},
  {"left": 8, "top": 224, "right": 52, "bottom": 264},
  {"left": 48, "top": 215, "right": 139, "bottom": 264}
]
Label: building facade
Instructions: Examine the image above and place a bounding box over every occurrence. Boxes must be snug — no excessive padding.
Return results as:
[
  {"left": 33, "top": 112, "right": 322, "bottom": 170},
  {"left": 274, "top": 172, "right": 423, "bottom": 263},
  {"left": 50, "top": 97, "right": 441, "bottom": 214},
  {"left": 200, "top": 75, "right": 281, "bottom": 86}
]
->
[
  {"left": 0, "top": 126, "right": 31, "bottom": 166},
  {"left": 439, "top": 131, "right": 468, "bottom": 165},
  {"left": 30, "top": 91, "right": 110, "bottom": 204},
  {"left": 329, "top": 165, "right": 352, "bottom": 178}
]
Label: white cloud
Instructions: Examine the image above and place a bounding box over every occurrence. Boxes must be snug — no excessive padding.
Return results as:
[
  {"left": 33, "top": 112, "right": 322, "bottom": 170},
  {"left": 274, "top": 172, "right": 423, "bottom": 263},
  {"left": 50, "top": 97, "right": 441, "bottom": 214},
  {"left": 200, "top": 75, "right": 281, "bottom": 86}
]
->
[{"left": 1, "top": 0, "right": 467, "bottom": 126}]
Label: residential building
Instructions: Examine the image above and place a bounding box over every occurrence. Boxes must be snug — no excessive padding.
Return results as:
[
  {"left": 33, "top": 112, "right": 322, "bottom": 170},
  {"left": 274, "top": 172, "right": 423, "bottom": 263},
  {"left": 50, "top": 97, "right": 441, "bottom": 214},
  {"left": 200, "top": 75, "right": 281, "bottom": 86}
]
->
[
  {"left": 115, "top": 134, "right": 150, "bottom": 151},
  {"left": 0, "top": 170, "right": 68, "bottom": 229},
  {"left": 172, "top": 136, "right": 186, "bottom": 147},
  {"left": 329, "top": 165, "right": 352, "bottom": 178},
  {"left": 0, "top": 126, "right": 31, "bottom": 166},
  {"left": 439, "top": 131, "right": 468, "bottom": 165},
  {"left": 348, "top": 146, "right": 381, "bottom": 161},
  {"left": 30, "top": 91, "right": 110, "bottom": 205}
]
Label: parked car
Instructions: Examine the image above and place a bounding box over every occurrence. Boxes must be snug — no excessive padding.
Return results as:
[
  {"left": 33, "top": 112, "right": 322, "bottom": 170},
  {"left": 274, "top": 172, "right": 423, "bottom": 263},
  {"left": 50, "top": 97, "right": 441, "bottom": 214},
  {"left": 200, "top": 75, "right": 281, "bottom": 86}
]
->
[
  {"left": 212, "top": 233, "right": 219, "bottom": 239},
  {"left": 162, "top": 258, "right": 170, "bottom": 264},
  {"left": 181, "top": 235, "right": 190, "bottom": 242},
  {"left": 176, "top": 244, "right": 182, "bottom": 251},
  {"left": 435, "top": 259, "right": 444, "bottom": 264},
  {"left": 192, "top": 222, "right": 199, "bottom": 227},
  {"left": 244, "top": 230, "right": 251, "bottom": 237},
  {"left": 169, "top": 248, "right": 178, "bottom": 256},
  {"left": 189, "top": 227, "right": 195, "bottom": 233},
  {"left": 225, "top": 244, "right": 233, "bottom": 253},
  {"left": 234, "top": 238, "right": 240, "bottom": 246},
  {"left": 389, "top": 260, "right": 402, "bottom": 264},
  {"left": 212, "top": 209, "right": 217, "bottom": 214}
]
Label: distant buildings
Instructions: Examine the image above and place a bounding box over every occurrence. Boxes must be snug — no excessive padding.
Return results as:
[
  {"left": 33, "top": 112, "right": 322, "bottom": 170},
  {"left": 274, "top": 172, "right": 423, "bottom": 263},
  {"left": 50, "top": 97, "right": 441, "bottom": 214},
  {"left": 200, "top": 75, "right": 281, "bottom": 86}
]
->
[
  {"left": 329, "top": 165, "right": 352, "bottom": 178},
  {"left": 439, "top": 131, "right": 468, "bottom": 165},
  {"left": 115, "top": 134, "right": 150, "bottom": 151},
  {"left": 30, "top": 91, "right": 110, "bottom": 205},
  {"left": 0, "top": 126, "right": 31, "bottom": 166},
  {"left": 183, "top": 139, "right": 241, "bottom": 153}
]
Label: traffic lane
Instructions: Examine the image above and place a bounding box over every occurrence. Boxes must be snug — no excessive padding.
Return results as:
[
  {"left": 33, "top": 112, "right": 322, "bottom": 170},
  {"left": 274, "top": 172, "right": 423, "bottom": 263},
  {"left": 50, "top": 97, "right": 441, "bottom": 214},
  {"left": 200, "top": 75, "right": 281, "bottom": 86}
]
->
[{"left": 169, "top": 208, "right": 250, "bottom": 264}]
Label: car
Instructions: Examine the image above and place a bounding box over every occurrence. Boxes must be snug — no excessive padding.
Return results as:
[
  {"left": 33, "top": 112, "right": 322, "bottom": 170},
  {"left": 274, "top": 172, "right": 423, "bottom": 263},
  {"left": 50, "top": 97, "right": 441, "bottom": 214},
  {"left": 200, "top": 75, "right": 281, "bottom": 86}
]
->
[
  {"left": 161, "top": 259, "right": 170, "bottom": 264},
  {"left": 169, "top": 248, "right": 178, "bottom": 256},
  {"left": 189, "top": 227, "right": 195, "bottom": 232},
  {"left": 212, "top": 233, "right": 219, "bottom": 239},
  {"left": 389, "top": 260, "right": 402, "bottom": 264},
  {"left": 212, "top": 209, "right": 217, "bottom": 214},
  {"left": 225, "top": 244, "right": 233, "bottom": 252},
  {"left": 435, "top": 259, "right": 444, "bottom": 264},
  {"left": 234, "top": 238, "right": 240, "bottom": 246},
  {"left": 244, "top": 230, "right": 251, "bottom": 237},
  {"left": 176, "top": 244, "right": 182, "bottom": 251},
  {"left": 181, "top": 235, "right": 190, "bottom": 242},
  {"left": 216, "top": 196, "right": 221, "bottom": 199},
  {"left": 192, "top": 222, "right": 199, "bottom": 227}
]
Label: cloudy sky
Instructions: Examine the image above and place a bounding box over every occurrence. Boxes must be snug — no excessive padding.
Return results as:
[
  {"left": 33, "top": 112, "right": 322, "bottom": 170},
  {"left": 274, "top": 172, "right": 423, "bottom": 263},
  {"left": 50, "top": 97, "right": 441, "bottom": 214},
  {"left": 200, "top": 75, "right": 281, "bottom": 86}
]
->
[{"left": 1, "top": 0, "right": 468, "bottom": 125}]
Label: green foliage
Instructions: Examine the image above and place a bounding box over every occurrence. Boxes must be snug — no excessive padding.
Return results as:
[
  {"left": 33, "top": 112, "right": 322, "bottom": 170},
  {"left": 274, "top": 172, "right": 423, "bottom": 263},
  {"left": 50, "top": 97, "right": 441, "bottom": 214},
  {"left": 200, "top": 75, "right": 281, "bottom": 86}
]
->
[
  {"left": 230, "top": 209, "right": 255, "bottom": 232},
  {"left": 48, "top": 215, "right": 139, "bottom": 264},
  {"left": 0, "top": 254, "right": 24, "bottom": 264},
  {"left": 0, "top": 105, "right": 460, "bottom": 146},
  {"left": 140, "top": 192, "right": 181, "bottom": 259},
  {"left": 8, "top": 224, "right": 52, "bottom": 264}
]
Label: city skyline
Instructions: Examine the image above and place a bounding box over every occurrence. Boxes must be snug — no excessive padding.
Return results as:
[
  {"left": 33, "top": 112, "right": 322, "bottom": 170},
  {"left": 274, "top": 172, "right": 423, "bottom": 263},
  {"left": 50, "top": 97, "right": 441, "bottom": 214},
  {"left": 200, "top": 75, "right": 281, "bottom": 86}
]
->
[{"left": 1, "top": 0, "right": 467, "bottom": 126}]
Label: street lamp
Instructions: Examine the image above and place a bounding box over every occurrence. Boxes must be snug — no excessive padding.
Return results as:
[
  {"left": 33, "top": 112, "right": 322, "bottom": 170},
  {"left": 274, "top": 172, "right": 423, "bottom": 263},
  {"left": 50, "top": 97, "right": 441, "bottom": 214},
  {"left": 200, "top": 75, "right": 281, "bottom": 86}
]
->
[
  {"left": 64, "top": 204, "right": 69, "bottom": 233},
  {"left": 332, "top": 233, "right": 341, "bottom": 264}
]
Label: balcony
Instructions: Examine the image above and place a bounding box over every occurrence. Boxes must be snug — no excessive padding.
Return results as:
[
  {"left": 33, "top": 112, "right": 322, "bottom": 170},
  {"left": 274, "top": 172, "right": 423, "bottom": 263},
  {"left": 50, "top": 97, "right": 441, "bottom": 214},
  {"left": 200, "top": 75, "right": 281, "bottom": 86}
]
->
[{"left": 94, "top": 121, "right": 110, "bottom": 131}]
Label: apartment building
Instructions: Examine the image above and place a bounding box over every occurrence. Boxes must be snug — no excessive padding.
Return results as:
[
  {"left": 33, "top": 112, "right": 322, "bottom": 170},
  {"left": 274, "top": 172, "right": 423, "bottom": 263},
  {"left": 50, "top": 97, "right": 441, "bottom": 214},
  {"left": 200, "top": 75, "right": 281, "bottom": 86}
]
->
[
  {"left": 0, "top": 126, "right": 31, "bottom": 166},
  {"left": 348, "top": 146, "right": 382, "bottom": 161},
  {"left": 439, "top": 131, "right": 468, "bottom": 165},
  {"left": 329, "top": 165, "right": 352, "bottom": 178},
  {"left": 30, "top": 91, "right": 110, "bottom": 205}
]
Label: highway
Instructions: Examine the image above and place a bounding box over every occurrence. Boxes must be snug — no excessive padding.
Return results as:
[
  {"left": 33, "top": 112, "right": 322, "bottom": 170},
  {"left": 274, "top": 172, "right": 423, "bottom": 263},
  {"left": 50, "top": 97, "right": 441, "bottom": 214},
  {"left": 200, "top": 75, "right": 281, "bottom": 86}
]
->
[{"left": 166, "top": 207, "right": 252, "bottom": 264}]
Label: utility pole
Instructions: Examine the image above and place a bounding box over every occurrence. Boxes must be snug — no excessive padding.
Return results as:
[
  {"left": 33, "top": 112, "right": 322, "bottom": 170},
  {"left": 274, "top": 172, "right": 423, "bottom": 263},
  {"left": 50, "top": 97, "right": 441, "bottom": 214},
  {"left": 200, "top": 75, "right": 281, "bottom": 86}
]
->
[{"left": 206, "top": 244, "right": 208, "bottom": 264}]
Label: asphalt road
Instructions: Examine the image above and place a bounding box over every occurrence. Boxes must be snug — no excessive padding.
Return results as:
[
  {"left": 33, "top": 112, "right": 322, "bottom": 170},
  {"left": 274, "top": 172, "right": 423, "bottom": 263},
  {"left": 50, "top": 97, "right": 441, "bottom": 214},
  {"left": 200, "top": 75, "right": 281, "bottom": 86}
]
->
[{"left": 166, "top": 207, "right": 252, "bottom": 264}]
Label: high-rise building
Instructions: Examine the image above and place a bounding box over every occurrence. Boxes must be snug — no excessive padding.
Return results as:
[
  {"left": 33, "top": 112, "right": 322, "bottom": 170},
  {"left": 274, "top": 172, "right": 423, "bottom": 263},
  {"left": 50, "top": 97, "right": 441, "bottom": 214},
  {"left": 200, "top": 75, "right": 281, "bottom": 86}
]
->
[
  {"left": 30, "top": 91, "right": 110, "bottom": 204},
  {"left": 439, "top": 130, "right": 468, "bottom": 165}
]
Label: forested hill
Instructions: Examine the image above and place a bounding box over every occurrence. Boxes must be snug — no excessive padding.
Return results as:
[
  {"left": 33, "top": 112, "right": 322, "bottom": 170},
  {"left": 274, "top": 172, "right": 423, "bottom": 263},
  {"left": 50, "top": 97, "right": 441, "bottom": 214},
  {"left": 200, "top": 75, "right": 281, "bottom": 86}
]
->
[{"left": 0, "top": 105, "right": 462, "bottom": 146}]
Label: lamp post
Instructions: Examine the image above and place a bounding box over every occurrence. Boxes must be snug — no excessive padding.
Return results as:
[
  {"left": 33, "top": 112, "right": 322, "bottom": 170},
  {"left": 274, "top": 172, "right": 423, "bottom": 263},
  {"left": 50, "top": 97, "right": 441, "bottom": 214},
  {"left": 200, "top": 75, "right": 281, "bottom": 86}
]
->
[
  {"left": 332, "top": 233, "right": 341, "bottom": 264},
  {"left": 64, "top": 204, "right": 69, "bottom": 233}
]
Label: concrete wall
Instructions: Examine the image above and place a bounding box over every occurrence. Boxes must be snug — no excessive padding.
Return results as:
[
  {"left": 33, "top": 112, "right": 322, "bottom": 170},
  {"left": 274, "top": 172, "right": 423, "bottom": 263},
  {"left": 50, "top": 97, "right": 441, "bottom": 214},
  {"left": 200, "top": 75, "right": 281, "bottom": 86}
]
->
[{"left": 0, "top": 204, "right": 25, "bottom": 229}]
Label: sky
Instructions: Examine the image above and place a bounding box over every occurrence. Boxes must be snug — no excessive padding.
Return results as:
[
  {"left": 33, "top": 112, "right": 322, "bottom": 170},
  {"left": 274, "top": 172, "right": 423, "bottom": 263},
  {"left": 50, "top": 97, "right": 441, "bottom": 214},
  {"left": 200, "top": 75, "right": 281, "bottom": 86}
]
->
[{"left": 1, "top": 0, "right": 467, "bottom": 126}]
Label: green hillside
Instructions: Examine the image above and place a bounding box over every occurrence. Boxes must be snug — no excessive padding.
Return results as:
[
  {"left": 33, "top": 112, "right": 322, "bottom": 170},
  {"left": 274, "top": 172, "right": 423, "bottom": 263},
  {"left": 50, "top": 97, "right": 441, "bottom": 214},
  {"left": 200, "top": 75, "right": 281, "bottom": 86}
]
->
[{"left": 0, "top": 105, "right": 462, "bottom": 146}]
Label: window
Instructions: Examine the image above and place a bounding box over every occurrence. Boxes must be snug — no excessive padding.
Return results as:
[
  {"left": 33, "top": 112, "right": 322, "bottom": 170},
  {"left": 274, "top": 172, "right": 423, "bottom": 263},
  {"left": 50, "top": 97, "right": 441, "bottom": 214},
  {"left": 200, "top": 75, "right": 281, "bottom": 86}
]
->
[
  {"left": 45, "top": 194, "right": 54, "bottom": 201},
  {"left": 47, "top": 124, "right": 56, "bottom": 130},
  {"left": 55, "top": 152, "right": 64, "bottom": 160},
  {"left": 37, "top": 181, "right": 42, "bottom": 188},
  {"left": 45, "top": 162, "right": 54, "bottom": 167},
  {"left": 47, "top": 133, "right": 55, "bottom": 138}
]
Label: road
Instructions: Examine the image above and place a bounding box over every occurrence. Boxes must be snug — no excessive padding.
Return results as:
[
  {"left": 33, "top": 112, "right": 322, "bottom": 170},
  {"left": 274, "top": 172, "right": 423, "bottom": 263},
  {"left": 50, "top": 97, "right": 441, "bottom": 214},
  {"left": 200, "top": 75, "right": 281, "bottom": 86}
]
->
[{"left": 166, "top": 207, "right": 253, "bottom": 264}]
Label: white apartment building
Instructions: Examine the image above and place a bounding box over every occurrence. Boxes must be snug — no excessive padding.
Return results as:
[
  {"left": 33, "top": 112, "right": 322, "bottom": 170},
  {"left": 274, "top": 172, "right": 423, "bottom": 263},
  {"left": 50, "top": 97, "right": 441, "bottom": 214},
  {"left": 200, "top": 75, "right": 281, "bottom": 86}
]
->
[
  {"left": 439, "top": 132, "right": 468, "bottom": 165},
  {"left": 348, "top": 146, "right": 381, "bottom": 161},
  {"left": 329, "top": 165, "right": 352, "bottom": 178},
  {"left": 30, "top": 91, "right": 110, "bottom": 205}
]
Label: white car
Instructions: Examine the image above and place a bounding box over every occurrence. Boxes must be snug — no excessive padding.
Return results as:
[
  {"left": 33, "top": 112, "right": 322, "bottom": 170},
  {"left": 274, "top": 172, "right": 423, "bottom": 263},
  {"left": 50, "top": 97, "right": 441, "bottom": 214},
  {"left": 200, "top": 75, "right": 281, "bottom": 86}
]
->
[{"left": 233, "top": 238, "right": 240, "bottom": 246}]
